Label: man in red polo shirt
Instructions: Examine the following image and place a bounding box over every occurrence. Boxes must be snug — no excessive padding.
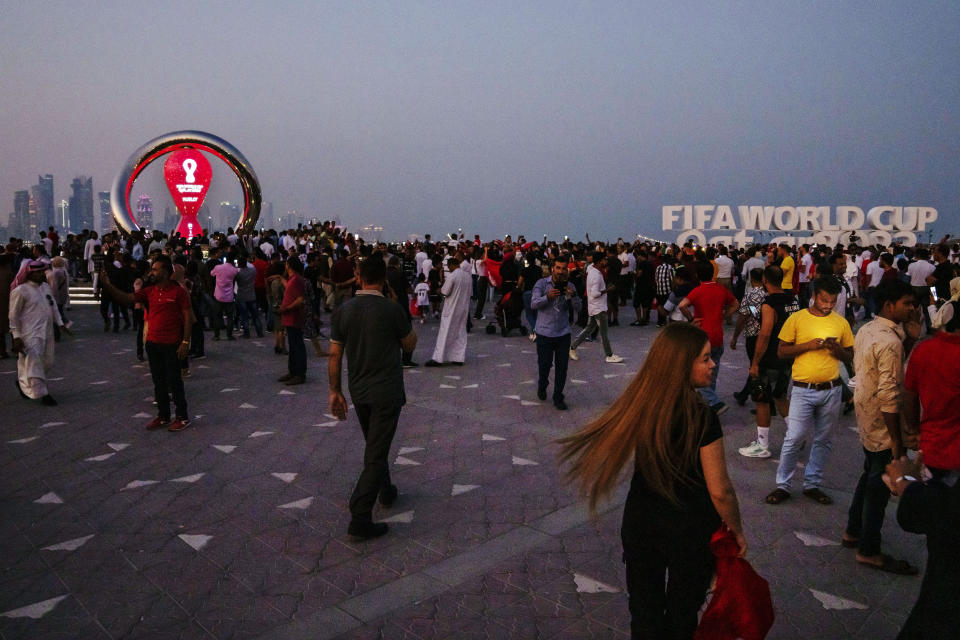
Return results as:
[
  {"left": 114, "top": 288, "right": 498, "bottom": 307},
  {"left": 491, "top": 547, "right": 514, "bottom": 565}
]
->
[
  {"left": 678, "top": 260, "right": 738, "bottom": 414},
  {"left": 278, "top": 257, "right": 307, "bottom": 385},
  {"left": 102, "top": 255, "right": 192, "bottom": 432}
]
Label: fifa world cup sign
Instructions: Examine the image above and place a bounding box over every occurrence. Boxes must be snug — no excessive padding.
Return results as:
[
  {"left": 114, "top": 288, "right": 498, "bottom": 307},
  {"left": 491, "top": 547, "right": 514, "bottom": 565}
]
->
[
  {"left": 111, "top": 130, "right": 261, "bottom": 240},
  {"left": 662, "top": 204, "right": 938, "bottom": 248}
]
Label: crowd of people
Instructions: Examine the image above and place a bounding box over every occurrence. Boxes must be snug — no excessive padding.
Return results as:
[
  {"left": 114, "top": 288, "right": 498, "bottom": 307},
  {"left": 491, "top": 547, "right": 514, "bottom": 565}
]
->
[{"left": 4, "top": 221, "right": 960, "bottom": 638}]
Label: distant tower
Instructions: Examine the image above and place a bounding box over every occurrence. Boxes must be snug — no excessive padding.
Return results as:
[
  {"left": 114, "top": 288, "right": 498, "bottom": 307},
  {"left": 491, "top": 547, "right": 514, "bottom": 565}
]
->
[
  {"left": 69, "top": 176, "right": 94, "bottom": 232},
  {"left": 12, "top": 190, "right": 30, "bottom": 239},
  {"left": 218, "top": 201, "right": 239, "bottom": 232},
  {"left": 98, "top": 191, "right": 114, "bottom": 234},
  {"left": 35, "top": 174, "right": 54, "bottom": 230},
  {"left": 136, "top": 194, "right": 154, "bottom": 230},
  {"left": 59, "top": 200, "right": 69, "bottom": 231}
]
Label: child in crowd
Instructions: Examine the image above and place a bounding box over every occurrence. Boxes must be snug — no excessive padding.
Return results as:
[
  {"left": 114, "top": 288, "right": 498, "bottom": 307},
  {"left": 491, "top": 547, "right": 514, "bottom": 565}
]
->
[{"left": 414, "top": 274, "right": 430, "bottom": 324}]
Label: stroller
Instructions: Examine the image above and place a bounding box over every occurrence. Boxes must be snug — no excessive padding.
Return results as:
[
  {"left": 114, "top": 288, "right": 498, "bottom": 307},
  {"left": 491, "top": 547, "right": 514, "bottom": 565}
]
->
[{"left": 491, "top": 288, "right": 527, "bottom": 337}]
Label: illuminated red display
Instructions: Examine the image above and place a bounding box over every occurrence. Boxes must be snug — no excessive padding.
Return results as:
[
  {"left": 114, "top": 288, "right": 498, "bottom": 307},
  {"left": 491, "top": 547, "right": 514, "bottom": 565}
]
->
[{"left": 164, "top": 148, "right": 212, "bottom": 240}]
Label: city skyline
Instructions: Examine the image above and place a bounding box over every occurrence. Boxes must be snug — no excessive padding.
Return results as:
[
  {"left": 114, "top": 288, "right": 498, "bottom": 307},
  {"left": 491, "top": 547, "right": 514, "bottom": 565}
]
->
[{"left": 2, "top": 2, "right": 959, "bottom": 242}]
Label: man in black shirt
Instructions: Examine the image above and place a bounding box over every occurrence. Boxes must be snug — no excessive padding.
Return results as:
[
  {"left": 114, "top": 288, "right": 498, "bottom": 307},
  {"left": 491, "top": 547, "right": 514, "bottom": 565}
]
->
[
  {"left": 329, "top": 255, "right": 417, "bottom": 540},
  {"left": 739, "top": 265, "right": 798, "bottom": 458},
  {"left": 927, "top": 243, "right": 956, "bottom": 301}
]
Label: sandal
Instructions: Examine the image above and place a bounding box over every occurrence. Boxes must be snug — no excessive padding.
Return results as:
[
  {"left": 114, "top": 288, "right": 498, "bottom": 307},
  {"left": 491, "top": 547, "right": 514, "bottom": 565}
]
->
[
  {"left": 857, "top": 554, "right": 919, "bottom": 575},
  {"left": 803, "top": 488, "right": 833, "bottom": 505},
  {"left": 765, "top": 488, "right": 791, "bottom": 505}
]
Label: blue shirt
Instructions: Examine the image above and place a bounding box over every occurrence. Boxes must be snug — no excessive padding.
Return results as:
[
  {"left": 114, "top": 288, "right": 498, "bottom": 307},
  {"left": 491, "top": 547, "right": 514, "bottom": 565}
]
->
[{"left": 531, "top": 276, "right": 581, "bottom": 337}]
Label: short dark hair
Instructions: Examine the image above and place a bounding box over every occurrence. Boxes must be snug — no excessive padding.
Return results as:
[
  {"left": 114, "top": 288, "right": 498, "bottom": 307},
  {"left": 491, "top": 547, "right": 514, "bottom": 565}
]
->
[
  {"left": 763, "top": 264, "right": 783, "bottom": 285},
  {"left": 749, "top": 267, "right": 763, "bottom": 284},
  {"left": 286, "top": 256, "right": 303, "bottom": 274},
  {"left": 695, "top": 260, "right": 714, "bottom": 283},
  {"left": 357, "top": 254, "right": 385, "bottom": 284},
  {"left": 152, "top": 254, "right": 173, "bottom": 275},
  {"left": 874, "top": 280, "right": 914, "bottom": 310},
  {"left": 812, "top": 276, "right": 841, "bottom": 296}
]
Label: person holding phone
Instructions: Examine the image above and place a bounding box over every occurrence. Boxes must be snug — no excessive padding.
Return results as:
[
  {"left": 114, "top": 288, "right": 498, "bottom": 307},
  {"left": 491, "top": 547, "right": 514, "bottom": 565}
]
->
[{"left": 766, "top": 276, "right": 854, "bottom": 506}]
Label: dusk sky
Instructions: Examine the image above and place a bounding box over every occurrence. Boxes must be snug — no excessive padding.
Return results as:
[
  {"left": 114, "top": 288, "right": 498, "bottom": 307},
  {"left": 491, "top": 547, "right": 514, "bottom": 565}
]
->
[{"left": 2, "top": 1, "right": 958, "bottom": 242}]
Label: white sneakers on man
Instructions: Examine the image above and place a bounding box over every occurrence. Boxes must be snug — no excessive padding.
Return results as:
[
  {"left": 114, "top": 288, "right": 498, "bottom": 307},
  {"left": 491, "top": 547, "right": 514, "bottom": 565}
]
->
[
  {"left": 738, "top": 440, "right": 771, "bottom": 458},
  {"left": 605, "top": 354, "right": 624, "bottom": 364}
]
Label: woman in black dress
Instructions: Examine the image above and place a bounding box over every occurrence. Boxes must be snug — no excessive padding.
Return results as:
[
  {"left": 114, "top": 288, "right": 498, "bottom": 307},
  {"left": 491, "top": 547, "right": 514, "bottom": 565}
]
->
[{"left": 559, "top": 322, "right": 746, "bottom": 639}]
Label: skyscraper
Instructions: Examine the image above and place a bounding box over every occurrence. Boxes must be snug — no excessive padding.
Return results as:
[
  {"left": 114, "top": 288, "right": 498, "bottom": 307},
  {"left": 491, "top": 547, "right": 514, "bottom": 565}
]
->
[
  {"left": 136, "top": 194, "right": 153, "bottom": 230},
  {"left": 12, "top": 190, "right": 29, "bottom": 239},
  {"left": 69, "top": 176, "right": 94, "bottom": 232},
  {"left": 58, "top": 200, "right": 70, "bottom": 231},
  {"left": 98, "top": 191, "right": 114, "bottom": 234},
  {"left": 33, "top": 174, "right": 54, "bottom": 231},
  {"left": 219, "top": 201, "right": 240, "bottom": 232}
]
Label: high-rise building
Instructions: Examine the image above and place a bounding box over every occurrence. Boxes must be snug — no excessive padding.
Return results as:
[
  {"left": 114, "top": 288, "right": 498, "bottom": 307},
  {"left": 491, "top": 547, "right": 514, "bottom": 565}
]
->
[
  {"left": 68, "top": 176, "right": 94, "bottom": 233},
  {"left": 98, "top": 191, "right": 114, "bottom": 235},
  {"left": 219, "top": 201, "right": 240, "bottom": 232},
  {"left": 162, "top": 205, "right": 178, "bottom": 232},
  {"left": 136, "top": 194, "right": 153, "bottom": 230},
  {"left": 11, "top": 190, "right": 30, "bottom": 239},
  {"left": 58, "top": 200, "right": 70, "bottom": 231},
  {"left": 35, "top": 174, "right": 54, "bottom": 231}
]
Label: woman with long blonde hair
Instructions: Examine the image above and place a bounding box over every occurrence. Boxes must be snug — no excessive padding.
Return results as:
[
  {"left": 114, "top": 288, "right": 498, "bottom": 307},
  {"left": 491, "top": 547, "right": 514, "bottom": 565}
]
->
[{"left": 559, "top": 322, "right": 746, "bottom": 639}]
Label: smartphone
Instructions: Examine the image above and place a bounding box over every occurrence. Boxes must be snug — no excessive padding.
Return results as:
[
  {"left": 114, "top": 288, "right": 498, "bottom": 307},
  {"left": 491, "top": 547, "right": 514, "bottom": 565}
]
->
[
  {"left": 824, "top": 336, "right": 838, "bottom": 344},
  {"left": 748, "top": 305, "right": 760, "bottom": 318},
  {"left": 930, "top": 285, "right": 939, "bottom": 301}
]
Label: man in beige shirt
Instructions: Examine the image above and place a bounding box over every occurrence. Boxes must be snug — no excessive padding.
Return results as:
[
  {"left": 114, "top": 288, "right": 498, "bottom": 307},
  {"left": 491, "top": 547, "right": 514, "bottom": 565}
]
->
[{"left": 843, "top": 280, "right": 920, "bottom": 574}]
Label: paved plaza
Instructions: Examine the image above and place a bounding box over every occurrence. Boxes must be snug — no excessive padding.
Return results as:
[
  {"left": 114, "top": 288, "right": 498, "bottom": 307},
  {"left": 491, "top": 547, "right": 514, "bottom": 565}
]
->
[{"left": 1, "top": 297, "right": 923, "bottom": 639}]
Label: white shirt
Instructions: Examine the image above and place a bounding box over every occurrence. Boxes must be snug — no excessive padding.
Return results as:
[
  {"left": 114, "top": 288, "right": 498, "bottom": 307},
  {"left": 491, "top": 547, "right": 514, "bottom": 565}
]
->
[
  {"left": 866, "top": 261, "right": 884, "bottom": 288},
  {"left": 259, "top": 241, "right": 274, "bottom": 258},
  {"left": 714, "top": 255, "right": 734, "bottom": 279},
  {"left": 907, "top": 260, "right": 935, "bottom": 287},
  {"left": 419, "top": 257, "right": 433, "bottom": 278},
  {"left": 741, "top": 256, "right": 765, "bottom": 279},
  {"left": 585, "top": 263, "right": 608, "bottom": 316},
  {"left": 619, "top": 252, "right": 636, "bottom": 275},
  {"left": 799, "top": 253, "right": 813, "bottom": 283},
  {"left": 281, "top": 234, "right": 296, "bottom": 252}
]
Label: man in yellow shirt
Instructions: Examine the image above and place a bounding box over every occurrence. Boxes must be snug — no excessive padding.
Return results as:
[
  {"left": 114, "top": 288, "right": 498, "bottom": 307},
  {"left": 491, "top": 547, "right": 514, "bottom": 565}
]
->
[
  {"left": 777, "top": 243, "right": 795, "bottom": 291},
  {"left": 766, "top": 276, "right": 853, "bottom": 505}
]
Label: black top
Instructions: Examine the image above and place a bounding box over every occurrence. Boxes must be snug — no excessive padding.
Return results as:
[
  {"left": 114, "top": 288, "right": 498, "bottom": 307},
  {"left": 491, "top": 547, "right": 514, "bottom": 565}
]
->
[
  {"left": 330, "top": 293, "right": 412, "bottom": 406},
  {"left": 932, "top": 261, "right": 954, "bottom": 299},
  {"left": 896, "top": 479, "right": 960, "bottom": 639},
  {"left": 520, "top": 264, "right": 542, "bottom": 292},
  {"left": 759, "top": 292, "right": 800, "bottom": 369},
  {"left": 622, "top": 410, "right": 722, "bottom": 543}
]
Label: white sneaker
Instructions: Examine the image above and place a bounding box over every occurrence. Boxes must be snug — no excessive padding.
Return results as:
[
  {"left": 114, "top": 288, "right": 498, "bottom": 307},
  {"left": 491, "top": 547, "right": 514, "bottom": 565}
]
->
[
  {"left": 569, "top": 349, "right": 579, "bottom": 361},
  {"left": 738, "top": 440, "right": 771, "bottom": 458},
  {"left": 528, "top": 332, "right": 536, "bottom": 341},
  {"left": 605, "top": 354, "right": 624, "bottom": 364}
]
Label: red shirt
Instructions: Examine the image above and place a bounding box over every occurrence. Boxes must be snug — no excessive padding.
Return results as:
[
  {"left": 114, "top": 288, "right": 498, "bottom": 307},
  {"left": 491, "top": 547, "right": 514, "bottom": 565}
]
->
[
  {"left": 905, "top": 332, "right": 960, "bottom": 471},
  {"left": 282, "top": 274, "right": 305, "bottom": 328},
  {"left": 133, "top": 282, "right": 189, "bottom": 345},
  {"left": 253, "top": 259, "right": 269, "bottom": 289},
  {"left": 685, "top": 281, "right": 737, "bottom": 347}
]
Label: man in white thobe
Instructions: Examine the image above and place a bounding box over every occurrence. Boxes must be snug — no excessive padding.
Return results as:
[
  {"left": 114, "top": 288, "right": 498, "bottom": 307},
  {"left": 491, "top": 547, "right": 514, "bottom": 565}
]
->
[
  {"left": 10, "top": 261, "right": 66, "bottom": 406},
  {"left": 425, "top": 257, "right": 472, "bottom": 366}
]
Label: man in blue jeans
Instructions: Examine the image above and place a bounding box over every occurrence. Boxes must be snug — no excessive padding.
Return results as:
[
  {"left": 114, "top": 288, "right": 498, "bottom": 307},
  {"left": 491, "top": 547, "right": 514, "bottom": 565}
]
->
[
  {"left": 531, "top": 258, "right": 581, "bottom": 410},
  {"left": 766, "top": 277, "right": 854, "bottom": 506}
]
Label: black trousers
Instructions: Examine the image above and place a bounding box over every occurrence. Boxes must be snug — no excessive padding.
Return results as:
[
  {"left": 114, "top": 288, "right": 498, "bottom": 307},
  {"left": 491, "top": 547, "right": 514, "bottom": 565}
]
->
[
  {"left": 623, "top": 535, "right": 714, "bottom": 639},
  {"left": 349, "top": 402, "right": 403, "bottom": 522},
  {"left": 286, "top": 326, "right": 306, "bottom": 377},
  {"left": 145, "top": 341, "right": 188, "bottom": 420},
  {"left": 536, "top": 333, "right": 571, "bottom": 402},
  {"left": 846, "top": 447, "right": 893, "bottom": 557}
]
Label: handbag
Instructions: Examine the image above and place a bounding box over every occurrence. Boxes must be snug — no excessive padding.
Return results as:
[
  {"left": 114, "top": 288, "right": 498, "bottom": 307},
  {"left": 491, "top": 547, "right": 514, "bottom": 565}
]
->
[{"left": 694, "top": 525, "right": 774, "bottom": 640}]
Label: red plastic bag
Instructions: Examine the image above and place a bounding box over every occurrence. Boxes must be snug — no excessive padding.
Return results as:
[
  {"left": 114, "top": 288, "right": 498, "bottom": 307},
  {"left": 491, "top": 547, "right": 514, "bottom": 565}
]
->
[
  {"left": 409, "top": 298, "right": 420, "bottom": 317},
  {"left": 694, "top": 526, "right": 774, "bottom": 640}
]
